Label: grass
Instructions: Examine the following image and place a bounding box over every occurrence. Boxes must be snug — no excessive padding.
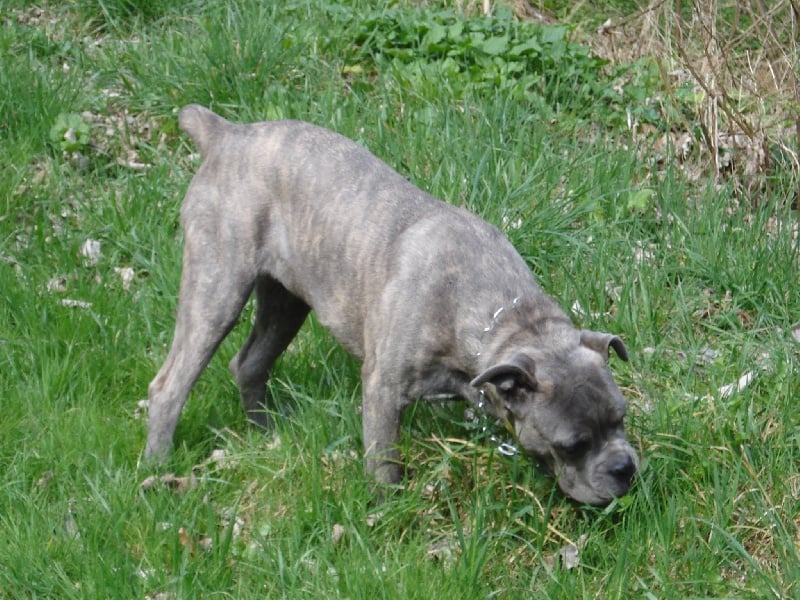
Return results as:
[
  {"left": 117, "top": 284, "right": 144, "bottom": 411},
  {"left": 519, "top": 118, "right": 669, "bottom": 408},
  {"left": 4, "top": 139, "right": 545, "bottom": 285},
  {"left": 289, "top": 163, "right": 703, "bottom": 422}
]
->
[{"left": 1, "top": 0, "right": 799, "bottom": 597}]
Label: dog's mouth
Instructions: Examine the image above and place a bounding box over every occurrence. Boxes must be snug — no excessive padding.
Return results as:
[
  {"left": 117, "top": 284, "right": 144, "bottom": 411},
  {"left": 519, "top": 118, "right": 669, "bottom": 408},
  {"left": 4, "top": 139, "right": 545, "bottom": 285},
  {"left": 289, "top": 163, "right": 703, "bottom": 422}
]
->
[
  {"left": 526, "top": 450, "right": 556, "bottom": 477},
  {"left": 535, "top": 448, "right": 638, "bottom": 506}
]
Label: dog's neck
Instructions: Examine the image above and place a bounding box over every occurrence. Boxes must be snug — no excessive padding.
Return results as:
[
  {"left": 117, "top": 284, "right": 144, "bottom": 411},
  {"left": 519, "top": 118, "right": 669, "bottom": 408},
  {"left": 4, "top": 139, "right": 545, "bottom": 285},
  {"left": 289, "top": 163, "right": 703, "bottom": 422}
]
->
[{"left": 473, "top": 294, "right": 574, "bottom": 368}]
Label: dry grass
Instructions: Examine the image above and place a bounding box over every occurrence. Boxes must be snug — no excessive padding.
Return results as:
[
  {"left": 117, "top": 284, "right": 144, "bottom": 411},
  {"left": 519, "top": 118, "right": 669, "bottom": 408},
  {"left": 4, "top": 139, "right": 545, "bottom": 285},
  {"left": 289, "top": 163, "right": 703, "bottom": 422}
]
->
[{"left": 591, "top": 0, "right": 799, "bottom": 197}]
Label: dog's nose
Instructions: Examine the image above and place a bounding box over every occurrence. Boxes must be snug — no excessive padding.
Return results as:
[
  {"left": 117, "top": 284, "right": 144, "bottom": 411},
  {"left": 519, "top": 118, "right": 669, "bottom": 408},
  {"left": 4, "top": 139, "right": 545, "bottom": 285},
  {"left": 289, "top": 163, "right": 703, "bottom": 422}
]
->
[{"left": 609, "top": 455, "right": 636, "bottom": 483}]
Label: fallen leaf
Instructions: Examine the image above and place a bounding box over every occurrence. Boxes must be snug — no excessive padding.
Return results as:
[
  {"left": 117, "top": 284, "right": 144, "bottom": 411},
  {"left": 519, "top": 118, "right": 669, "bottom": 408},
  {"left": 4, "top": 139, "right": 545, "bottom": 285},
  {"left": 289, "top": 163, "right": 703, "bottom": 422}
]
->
[
  {"left": 558, "top": 542, "right": 580, "bottom": 569},
  {"left": 1, "top": 252, "right": 19, "bottom": 267},
  {"left": 62, "top": 500, "right": 80, "bottom": 540},
  {"left": 571, "top": 299, "right": 600, "bottom": 320},
  {"left": 35, "top": 470, "right": 55, "bottom": 490},
  {"left": 114, "top": 266, "right": 135, "bottom": 291},
  {"left": 220, "top": 511, "right": 245, "bottom": 540},
  {"left": 178, "top": 527, "right": 192, "bottom": 550},
  {"left": 60, "top": 298, "right": 92, "bottom": 309},
  {"left": 571, "top": 300, "right": 587, "bottom": 318},
  {"left": 605, "top": 281, "right": 622, "bottom": 303},
  {"left": 47, "top": 276, "right": 68, "bottom": 292},
  {"left": 175, "top": 527, "right": 211, "bottom": 553},
  {"left": 135, "top": 567, "right": 156, "bottom": 580},
  {"left": 331, "top": 523, "right": 345, "bottom": 546},
  {"left": 140, "top": 472, "right": 197, "bottom": 494},
  {"left": 718, "top": 371, "right": 757, "bottom": 398},
  {"left": 134, "top": 399, "right": 148, "bottom": 420},
  {"left": 633, "top": 242, "right": 656, "bottom": 264},
  {"left": 139, "top": 475, "right": 160, "bottom": 491},
  {"left": 427, "top": 535, "right": 459, "bottom": 567},
  {"left": 265, "top": 433, "right": 282, "bottom": 451},
  {"left": 145, "top": 592, "right": 176, "bottom": 600},
  {"left": 117, "top": 157, "right": 152, "bottom": 170},
  {"left": 209, "top": 448, "right": 227, "bottom": 462},
  {"left": 697, "top": 346, "right": 721, "bottom": 365},
  {"left": 501, "top": 215, "right": 523, "bottom": 231},
  {"left": 597, "top": 18, "right": 613, "bottom": 34},
  {"left": 545, "top": 534, "right": 588, "bottom": 571},
  {"left": 80, "top": 238, "right": 101, "bottom": 265},
  {"left": 421, "top": 483, "right": 438, "bottom": 498},
  {"left": 791, "top": 323, "right": 800, "bottom": 344},
  {"left": 205, "top": 448, "right": 238, "bottom": 470},
  {"left": 366, "top": 512, "right": 384, "bottom": 527}
]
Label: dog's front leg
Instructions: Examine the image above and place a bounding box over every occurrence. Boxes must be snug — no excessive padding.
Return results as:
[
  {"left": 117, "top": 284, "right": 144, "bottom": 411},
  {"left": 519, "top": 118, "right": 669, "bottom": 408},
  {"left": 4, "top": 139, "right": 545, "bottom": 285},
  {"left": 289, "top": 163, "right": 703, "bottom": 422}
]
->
[
  {"left": 361, "top": 369, "right": 405, "bottom": 485},
  {"left": 229, "top": 276, "right": 310, "bottom": 428}
]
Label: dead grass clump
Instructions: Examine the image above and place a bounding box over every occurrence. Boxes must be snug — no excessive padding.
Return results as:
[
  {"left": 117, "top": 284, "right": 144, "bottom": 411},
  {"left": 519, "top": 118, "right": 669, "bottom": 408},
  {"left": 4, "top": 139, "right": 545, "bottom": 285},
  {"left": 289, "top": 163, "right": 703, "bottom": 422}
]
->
[{"left": 591, "top": 0, "right": 799, "bottom": 200}]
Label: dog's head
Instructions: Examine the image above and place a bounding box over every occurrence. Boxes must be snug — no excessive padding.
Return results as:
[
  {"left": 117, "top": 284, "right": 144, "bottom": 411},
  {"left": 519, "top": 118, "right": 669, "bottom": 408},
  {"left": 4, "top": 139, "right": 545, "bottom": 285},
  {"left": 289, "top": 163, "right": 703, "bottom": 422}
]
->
[{"left": 471, "top": 330, "right": 637, "bottom": 506}]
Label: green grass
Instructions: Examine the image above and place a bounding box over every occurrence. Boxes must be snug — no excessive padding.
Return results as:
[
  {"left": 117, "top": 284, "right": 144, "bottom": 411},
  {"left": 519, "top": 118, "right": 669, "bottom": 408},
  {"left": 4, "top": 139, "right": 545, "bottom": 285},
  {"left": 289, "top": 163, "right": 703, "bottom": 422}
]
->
[{"left": 2, "top": 0, "right": 799, "bottom": 597}]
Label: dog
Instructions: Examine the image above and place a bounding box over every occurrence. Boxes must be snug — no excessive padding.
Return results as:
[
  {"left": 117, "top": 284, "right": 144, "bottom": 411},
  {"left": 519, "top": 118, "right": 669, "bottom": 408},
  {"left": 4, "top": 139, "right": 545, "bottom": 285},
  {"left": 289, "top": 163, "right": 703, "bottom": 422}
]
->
[{"left": 145, "top": 105, "right": 637, "bottom": 506}]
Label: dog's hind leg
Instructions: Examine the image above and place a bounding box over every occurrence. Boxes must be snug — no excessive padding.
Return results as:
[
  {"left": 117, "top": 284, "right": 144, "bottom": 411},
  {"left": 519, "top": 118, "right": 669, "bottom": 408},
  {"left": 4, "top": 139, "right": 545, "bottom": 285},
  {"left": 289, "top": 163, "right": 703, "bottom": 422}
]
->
[
  {"left": 145, "top": 237, "right": 252, "bottom": 461},
  {"left": 229, "top": 276, "right": 310, "bottom": 427}
]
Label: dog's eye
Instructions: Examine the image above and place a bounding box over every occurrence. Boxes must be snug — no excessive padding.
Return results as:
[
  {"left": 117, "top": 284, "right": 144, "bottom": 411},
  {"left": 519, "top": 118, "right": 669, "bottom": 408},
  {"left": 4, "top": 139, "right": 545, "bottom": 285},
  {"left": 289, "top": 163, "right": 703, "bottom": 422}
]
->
[
  {"left": 558, "top": 437, "right": 591, "bottom": 457},
  {"left": 610, "top": 414, "right": 626, "bottom": 430}
]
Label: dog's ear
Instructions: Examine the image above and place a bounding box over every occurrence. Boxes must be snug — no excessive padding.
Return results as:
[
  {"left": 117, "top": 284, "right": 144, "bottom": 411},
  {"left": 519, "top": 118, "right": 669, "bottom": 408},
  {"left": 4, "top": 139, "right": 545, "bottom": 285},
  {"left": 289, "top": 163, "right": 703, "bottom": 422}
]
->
[
  {"left": 580, "top": 330, "right": 629, "bottom": 362},
  {"left": 471, "top": 353, "right": 538, "bottom": 396}
]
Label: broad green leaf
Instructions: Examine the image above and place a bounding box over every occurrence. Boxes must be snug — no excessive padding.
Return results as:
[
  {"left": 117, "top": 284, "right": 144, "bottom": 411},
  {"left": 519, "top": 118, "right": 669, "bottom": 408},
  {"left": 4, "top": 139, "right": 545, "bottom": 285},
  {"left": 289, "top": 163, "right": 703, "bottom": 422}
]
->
[
  {"left": 627, "top": 188, "right": 656, "bottom": 211},
  {"left": 423, "top": 23, "right": 447, "bottom": 48},
  {"left": 539, "top": 25, "right": 567, "bottom": 44},
  {"left": 479, "top": 35, "right": 509, "bottom": 56}
]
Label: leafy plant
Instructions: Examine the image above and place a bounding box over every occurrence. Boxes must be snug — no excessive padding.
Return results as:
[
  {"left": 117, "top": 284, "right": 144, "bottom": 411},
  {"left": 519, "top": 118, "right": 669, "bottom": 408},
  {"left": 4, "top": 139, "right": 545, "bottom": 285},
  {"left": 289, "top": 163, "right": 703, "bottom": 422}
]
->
[
  {"left": 49, "top": 112, "right": 91, "bottom": 154},
  {"left": 350, "top": 7, "right": 631, "bottom": 122}
]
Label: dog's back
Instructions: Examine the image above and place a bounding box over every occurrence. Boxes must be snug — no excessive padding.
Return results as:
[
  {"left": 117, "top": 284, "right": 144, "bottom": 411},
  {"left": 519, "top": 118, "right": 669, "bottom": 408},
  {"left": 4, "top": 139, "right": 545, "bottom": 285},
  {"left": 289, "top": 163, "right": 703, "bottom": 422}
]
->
[{"left": 176, "top": 105, "right": 537, "bottom": 358}]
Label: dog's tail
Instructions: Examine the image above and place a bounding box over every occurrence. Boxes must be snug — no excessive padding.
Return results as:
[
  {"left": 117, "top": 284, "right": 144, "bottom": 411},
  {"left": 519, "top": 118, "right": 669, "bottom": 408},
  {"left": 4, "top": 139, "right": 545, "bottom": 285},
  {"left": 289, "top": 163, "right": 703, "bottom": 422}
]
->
[{"left": 178, "top": 104, "right": 227, "bottom": 157}]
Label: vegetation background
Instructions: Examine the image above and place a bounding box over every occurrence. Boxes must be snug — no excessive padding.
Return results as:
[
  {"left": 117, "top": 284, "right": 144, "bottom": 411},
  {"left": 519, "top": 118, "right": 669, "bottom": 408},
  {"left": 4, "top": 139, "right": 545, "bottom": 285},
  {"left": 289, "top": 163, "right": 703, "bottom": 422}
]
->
[{"left": 1, "top": 0, "right": 798, "bottom": 597}]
